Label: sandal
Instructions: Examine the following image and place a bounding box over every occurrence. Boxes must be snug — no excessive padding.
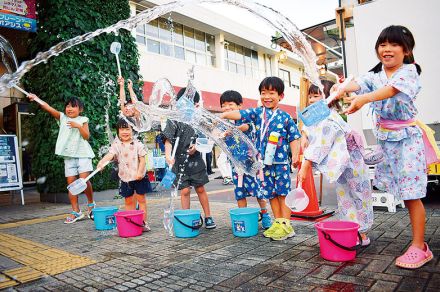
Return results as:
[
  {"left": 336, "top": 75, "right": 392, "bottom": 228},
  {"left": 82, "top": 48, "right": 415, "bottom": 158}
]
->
[
  {"left": 395, "top": 243, "right": 433, "bottom": 269},
  {"left": 356, "top": 237, "right": 371, "bottom": 247},
  {"left": 87, "top": 201, "right": 96, "bottom": 219},
  {"left": 64, "top": 211, "right": 84, "bottom": 224}
]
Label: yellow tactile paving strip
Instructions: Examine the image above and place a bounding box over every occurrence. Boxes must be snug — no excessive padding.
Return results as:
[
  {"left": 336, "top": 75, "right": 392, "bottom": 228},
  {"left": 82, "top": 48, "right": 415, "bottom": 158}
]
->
[
  {"left": 0, "top": 214, "right": 67, "bottom": 230},
  {"left": 0, "top": 232, "right": 96, "bottom": 288},
  {"left": 0, "top": 274, "right": 18, "bottom": 289}
]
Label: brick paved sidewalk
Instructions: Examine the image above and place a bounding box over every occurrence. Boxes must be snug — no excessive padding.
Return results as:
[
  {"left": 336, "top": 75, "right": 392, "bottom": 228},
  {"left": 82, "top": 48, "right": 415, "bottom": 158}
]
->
[{"left": 0, "top": 198, "right": 439, "bottom": 291}]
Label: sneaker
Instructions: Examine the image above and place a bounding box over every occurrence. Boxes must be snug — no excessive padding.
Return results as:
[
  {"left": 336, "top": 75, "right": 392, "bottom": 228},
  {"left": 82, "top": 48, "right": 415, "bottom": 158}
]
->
[
  {"left": 143, "top": 222, "right": 151, "bottom": 232},
  {"left": 222, "top": 177, "right": 232, "bottom": 185},
  {"left": 64, "top": 211, "right": 84, "bottom": 224},
  {"left": 261, "top": 212, "right": 272, "bottom": 229},
  {"left": 205, "top": 217, "right": 216, "bottom": 229},
  {"left": 270, "top": 221, "right": 295, "bottom": 241},
  {"left": 263, "top": 220, "right": 280, "bottom": 238}
]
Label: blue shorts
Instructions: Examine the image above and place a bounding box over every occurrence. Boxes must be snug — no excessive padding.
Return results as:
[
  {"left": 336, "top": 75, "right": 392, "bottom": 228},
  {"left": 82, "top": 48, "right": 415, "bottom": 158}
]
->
[
  {"left": 120, "top": 176, "right": 152, "bottom": 198},
  {"left": 64, "top": 158, "right": 93, "bottom": 177},
  {"left": 232, "top": 171, "right": 263, "bottom": 200},
  {"left": 261, "top": 164, "right": 291, "bottom": 200}
]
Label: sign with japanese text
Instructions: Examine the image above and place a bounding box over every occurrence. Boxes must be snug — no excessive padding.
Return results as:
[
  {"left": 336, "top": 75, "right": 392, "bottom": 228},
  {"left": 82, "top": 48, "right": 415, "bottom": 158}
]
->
[{"left": 0, "top": 0, "right": 36, "bottom": 32}]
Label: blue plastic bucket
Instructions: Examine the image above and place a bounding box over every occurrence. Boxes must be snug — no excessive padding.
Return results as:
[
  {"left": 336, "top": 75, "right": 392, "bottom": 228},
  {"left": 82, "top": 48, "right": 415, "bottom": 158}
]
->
[
  {"left": 173, "top": 209, "right": 203, "bottom": 238},
  {"left": 229, "top": 207, "right": 260, "bottom": 237},
  {"left": 93, "top": 206, "right": 118, "bottom": 230}
]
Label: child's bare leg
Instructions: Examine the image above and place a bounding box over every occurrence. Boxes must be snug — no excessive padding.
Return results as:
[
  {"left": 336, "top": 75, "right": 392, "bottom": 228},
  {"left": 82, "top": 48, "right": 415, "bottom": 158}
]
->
[
  {"left": 405, "top": 199, "right": 426, "bottom": 250},
  {"left": 194, "top": 185, "right": 211, "bottom": 217},
  {"left": 67, "top": 176, "right": 80, "bottom": 219},
  {"left": 257, "top": 198, "right": 267, "bottom": 209},
  {"left": 135, "top": 193, "right": 147, "bottom": 222},
  {"left": 180, "top": 187, "right": 191, "bottom": 209},
  {"left": 124, "top": 196, "right": 136, "bottom": 210},
  {"left": 237, "top": 198, "right": 247, "bottom": 208},
  {"left": 78, "top": 172, "right": 94, "bottom": 212},
  {"left": 269, "top": 197, "right": 282, "bottom": 218},
  {"left": 278, "top": 196, "right": 291, "bottom": 219}
]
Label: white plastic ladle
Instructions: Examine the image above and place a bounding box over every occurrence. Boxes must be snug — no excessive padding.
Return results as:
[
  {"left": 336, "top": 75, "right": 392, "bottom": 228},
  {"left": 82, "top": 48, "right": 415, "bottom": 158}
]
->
[
  {"left": 13, "top": 85, "right": 44, "bottom": 105},
  {"left": 67, "top": 161, "right": 110, "bottom": 196},
  {"left": 110, "top": 42, "right": 122, "bottom": 77},
  {"left": 285, "top": 182, "right": 309, "bottom": 212}
]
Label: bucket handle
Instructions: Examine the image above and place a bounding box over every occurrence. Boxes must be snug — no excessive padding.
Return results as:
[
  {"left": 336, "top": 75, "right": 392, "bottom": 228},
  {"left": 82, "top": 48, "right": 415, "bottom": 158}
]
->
[
  {"left": 124, "top": 217, "right": 145, "bottom": 228},
  {"left": 174, "top": 215, "right": 203, "bottom": 231},
  {"left": 321, "top": 230, "right": 363, "bottom": 252}
]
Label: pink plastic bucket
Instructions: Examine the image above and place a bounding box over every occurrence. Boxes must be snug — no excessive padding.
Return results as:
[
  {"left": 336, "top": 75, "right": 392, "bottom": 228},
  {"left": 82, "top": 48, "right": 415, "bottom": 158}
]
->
[
  {"left": 315, "top": 221, "right": 360, "bottom": 262},
  {"left": 115, "top": 210, "right": 144, "bottom": 238}
]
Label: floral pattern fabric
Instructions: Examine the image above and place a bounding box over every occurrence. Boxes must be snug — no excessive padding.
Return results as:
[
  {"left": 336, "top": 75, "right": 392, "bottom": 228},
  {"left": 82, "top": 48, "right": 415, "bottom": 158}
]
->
[{"left": 356, "top": 64, "right": 427, "bottom": 200}]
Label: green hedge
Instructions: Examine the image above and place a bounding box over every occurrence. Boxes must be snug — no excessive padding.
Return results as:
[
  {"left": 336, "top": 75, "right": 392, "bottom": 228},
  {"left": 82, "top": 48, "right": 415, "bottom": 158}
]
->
[{"left": 23, "top": 0, "right": 141, "bottom": 192}]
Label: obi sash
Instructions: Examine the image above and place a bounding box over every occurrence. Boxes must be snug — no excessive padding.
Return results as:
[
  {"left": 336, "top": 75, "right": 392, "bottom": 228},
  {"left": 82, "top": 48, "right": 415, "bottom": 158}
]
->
[{"left": 380, "top": 118, "right": 440, "bottom": 166}]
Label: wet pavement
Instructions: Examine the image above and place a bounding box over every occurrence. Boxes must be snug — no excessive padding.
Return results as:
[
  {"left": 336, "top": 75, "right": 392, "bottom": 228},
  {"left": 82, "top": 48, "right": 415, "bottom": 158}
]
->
[{"left": 0, "top": 172, "right": 439, "bottom": 291}]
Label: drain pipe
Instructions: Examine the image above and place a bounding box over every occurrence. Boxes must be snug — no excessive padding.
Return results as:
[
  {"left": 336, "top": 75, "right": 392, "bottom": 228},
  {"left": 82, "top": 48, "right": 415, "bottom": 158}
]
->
[{"left": 338, "top": 0, "right": 348, "bottom": 77}]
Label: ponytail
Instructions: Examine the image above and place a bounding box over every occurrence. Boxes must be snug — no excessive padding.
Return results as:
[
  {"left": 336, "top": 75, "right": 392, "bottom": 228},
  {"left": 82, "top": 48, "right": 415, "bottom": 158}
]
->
[
  {"left": 404, "top": 53, "right": 422, "bottom": 75},
  {"left": 369, "top": 62, "right": 383, "bottom": 74}
]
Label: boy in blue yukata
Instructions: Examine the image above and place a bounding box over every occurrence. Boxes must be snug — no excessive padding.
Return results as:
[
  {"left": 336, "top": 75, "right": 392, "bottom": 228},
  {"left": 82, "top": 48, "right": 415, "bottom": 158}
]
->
[
  {"left": 222, "top": 77, "right": 301, "bottom": 241},
  {"left": 220, "top": 90, "right": 272, "bottom": 229}
]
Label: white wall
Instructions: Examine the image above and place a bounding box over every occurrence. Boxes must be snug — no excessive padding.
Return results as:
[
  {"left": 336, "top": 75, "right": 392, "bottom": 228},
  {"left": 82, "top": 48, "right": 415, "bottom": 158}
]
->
[{"left": 351, "top": 0, "right": 440, "bottom": 125}]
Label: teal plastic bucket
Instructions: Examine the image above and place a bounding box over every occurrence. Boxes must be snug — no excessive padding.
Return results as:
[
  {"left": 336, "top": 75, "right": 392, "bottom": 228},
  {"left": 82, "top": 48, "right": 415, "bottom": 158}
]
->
[
  {"left": 93, "top": 206, "right": 118, "bottom": 230},
  {"left": 173, "top": 209, "right": 203, "bottom": 238},
  {"left": 229, "top": 207, "right": 260, "bottom": 237}
]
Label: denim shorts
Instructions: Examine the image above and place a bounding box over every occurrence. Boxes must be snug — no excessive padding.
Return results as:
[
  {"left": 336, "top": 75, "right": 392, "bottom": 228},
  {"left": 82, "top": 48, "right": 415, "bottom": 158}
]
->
[
  {"left": 64, "top": 158, "right": 93, "bottom": 177},
  {"left": 120, "top": 176, "right": 152, "bottom": 198}
]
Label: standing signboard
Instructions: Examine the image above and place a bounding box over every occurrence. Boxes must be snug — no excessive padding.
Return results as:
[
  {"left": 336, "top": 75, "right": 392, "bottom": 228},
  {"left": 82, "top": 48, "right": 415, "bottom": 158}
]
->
[
  {"left": 0, "top": 135, "right": 24, "bottom": 204},
  {"left": 0, "top": 0, "right": 36, "bottom": 32}
]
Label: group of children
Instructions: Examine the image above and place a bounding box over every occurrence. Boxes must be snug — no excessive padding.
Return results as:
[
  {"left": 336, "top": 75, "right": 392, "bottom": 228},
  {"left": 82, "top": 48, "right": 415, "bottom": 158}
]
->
[{"left": 26, "top": 25, "right": 433, "bottom": 269}]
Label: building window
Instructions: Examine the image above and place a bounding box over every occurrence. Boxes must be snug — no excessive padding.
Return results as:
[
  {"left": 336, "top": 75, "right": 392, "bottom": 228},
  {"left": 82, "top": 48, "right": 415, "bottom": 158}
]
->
[
  {"left": 279, "top": 69, "right": 291, "bottom": 87},
  {"left": 225, "top": 41, "right": 259, "bottom": 77},
  {"left": 136, "top": 11, "right": 215, "bottom": 66}
]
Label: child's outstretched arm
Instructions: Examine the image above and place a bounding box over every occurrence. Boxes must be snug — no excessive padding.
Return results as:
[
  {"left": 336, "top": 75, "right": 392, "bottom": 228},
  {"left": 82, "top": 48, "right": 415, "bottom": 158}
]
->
[
  {"left": 237, "top": 124, "right": 249, "bottom": 132},
  {"left": 127, "top": 79, "right": 139, "bottom": 103},
  {"left": 97, "top": 153, "right": 115, "bottom": 170},
  {"left": 28, "top": 93, "right": 61, "bottom": 120},
  {"left": 221, "top": 110, "right": 241, "bottom": 121},
  {"left": 344, "top": 86, "right": 399, "bottom": 114},
  {"left": 118, "top": 76, "right": 127, "bottom": 114}
]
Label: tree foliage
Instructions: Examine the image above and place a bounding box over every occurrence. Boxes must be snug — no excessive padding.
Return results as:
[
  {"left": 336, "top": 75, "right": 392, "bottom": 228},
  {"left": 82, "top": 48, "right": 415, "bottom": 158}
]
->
[{"left": 23, "top": 0, "right": 141, "bottom": 192}]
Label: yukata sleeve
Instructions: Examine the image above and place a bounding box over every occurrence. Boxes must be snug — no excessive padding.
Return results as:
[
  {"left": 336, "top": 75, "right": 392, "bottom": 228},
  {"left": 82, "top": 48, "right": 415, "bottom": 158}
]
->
[
  {"left": 239, "top": 108, "right": 258, "bottom": 124},
  {"left": 355, "top": 71, "right": 375, "bottom": 95},
  {"left": 386, "top": 64, "right": 421, "bottom": 98},
  {"left": 285, "top": 116, "right": 301, "bottom": 142},
  {"left": 304, "top": 123, "right": 349, "bottom": 168}
]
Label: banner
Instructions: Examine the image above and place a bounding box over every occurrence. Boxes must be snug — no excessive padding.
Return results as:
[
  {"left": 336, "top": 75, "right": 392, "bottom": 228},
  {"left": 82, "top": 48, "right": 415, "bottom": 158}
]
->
[{"left": 0, "top": 0, "right": 36, "bottom": 32}]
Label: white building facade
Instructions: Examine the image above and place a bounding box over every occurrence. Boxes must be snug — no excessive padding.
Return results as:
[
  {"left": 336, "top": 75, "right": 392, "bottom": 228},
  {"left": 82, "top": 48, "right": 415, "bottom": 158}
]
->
[{"left": 130, "top": 0, "right": 304, "bottom": 117}]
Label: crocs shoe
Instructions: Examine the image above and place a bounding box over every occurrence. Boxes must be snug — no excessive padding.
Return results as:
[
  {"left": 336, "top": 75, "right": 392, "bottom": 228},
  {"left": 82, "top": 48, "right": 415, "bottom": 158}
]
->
[
  {"left": 270, "top": 221, "right": 295, "bottom": 241},
  {"left": 395, "top": 243, "right": 433, "bottom": 269},
  {"left": 205, "top": 217, "right": 216, "bottom": 229},
  {"left": 363, "top": 147, "right": 384, "bottom": 165},
  {"left": 263, "top": 220, "right": 280, "bottom": 238},
  {"left": 261, "top": 212, "right": 272, "bottom": 230},
  {"left": 64, "top": 211, "right": 84, "bottom": 224}
]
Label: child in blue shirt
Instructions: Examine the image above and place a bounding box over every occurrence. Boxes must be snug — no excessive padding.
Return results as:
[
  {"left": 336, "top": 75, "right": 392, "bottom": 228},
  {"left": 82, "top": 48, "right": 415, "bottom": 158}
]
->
[
  {"left": 220, "top": 90, "right": 272, "bottom": 229},
  {"left": 222, "top": 77, "right": 301, "bottom": 241}
]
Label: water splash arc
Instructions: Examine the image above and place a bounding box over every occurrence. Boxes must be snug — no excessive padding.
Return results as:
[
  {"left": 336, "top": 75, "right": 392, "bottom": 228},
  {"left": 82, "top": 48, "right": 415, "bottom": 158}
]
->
[{"left": 0, "top": 0, "right": 321, "bottom": 91}]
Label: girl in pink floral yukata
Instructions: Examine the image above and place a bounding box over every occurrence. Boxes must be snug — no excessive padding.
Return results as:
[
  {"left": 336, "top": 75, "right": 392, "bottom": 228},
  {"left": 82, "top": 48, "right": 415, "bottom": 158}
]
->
[{"left": 334, "top": 25, "right": 440, "bottom": 269}]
